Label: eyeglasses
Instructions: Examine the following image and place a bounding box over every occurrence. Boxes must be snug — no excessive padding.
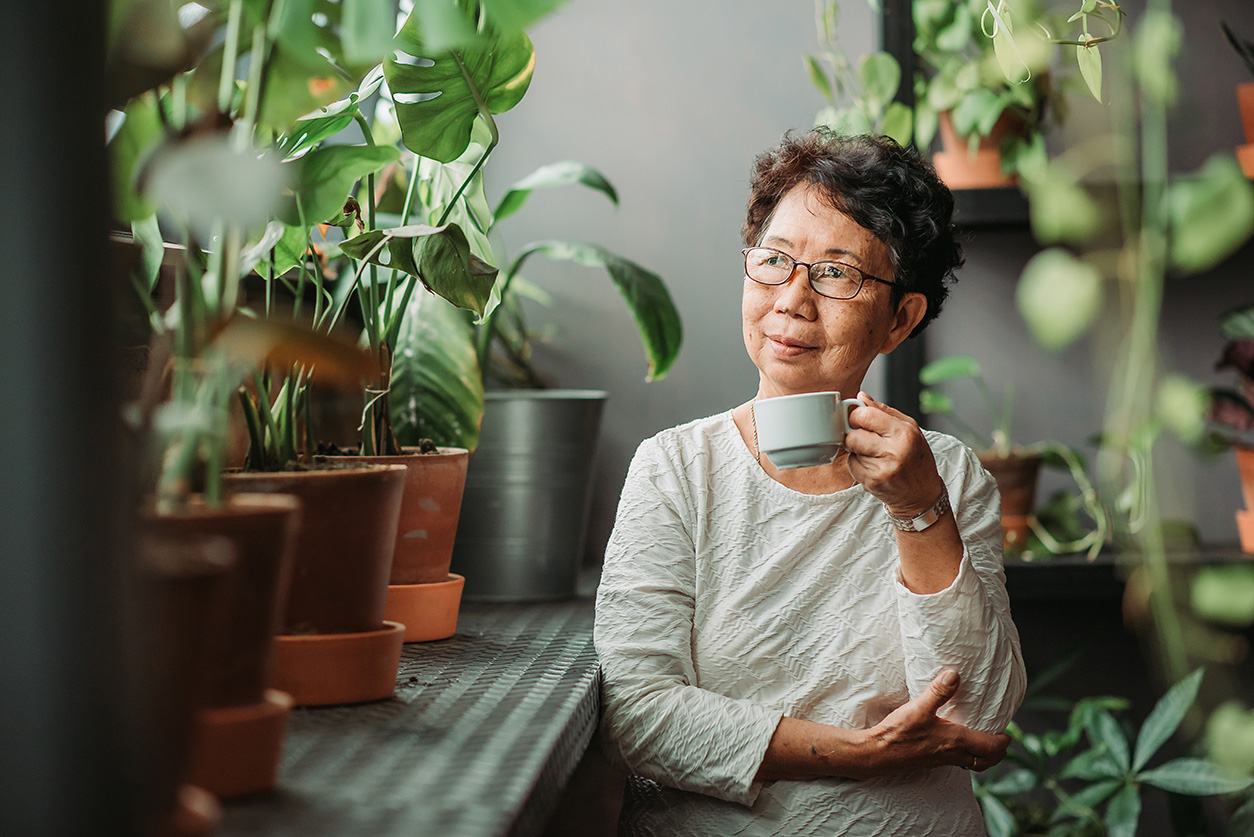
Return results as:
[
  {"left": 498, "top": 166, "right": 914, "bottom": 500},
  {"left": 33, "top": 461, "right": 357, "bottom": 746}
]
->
[{"left": 742, "top": 247, "right": 899, "bottom": 300}]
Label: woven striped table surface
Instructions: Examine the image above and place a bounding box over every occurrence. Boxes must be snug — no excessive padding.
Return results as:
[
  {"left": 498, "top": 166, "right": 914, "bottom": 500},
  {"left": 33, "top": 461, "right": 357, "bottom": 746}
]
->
[{"left": 220, "top": 600, "right": 599, "bottom": 837}]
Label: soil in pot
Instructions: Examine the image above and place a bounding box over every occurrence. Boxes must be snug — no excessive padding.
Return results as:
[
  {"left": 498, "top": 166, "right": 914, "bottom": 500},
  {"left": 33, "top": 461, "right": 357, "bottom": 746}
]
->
[{"left": 979, "top": 452, "right": 1044, "bottom": 553}]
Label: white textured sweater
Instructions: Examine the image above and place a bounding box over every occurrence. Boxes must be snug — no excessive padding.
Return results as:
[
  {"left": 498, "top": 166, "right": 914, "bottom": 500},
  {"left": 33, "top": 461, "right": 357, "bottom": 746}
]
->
[{"left": 594, "top": 411, "right": 1026, "bottom": 836}]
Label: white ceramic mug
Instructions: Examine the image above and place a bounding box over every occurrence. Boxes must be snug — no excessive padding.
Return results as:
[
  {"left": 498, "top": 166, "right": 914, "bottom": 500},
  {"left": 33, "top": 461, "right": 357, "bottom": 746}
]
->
[{"left": 753, "top": 391, "right": 863, "bottom": 469}]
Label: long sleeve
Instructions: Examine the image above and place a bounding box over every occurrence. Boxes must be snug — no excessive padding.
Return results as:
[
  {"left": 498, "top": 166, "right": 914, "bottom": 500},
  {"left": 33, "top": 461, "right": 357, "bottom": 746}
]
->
[
  {"left": 893, "top": 435, "right": 1027, "bottom": 733},
  {"left": 594, "top": 439, "right": 783, "bottom": 807}
]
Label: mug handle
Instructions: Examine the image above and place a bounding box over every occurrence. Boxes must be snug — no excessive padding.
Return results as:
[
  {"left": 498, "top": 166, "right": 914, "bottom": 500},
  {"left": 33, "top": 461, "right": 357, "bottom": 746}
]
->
[{"left": 838, "top": 397, "right": 863, "bottom": 437}]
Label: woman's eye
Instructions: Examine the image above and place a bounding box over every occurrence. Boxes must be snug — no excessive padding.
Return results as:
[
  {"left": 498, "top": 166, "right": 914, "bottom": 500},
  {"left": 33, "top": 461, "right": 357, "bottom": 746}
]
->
[
  {"left": 816, "top": 263, "right": 847, "bottom": 279},
  {"left": 765, "top": 255, "right": 789, "bottom": 268}
]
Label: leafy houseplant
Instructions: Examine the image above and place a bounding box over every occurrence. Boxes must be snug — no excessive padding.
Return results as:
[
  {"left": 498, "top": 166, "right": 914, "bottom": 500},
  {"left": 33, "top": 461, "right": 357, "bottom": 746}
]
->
[
  {"left": 919, "top": 354, "right": 1113, "bottom": 558},
  {"left": 912, "top": 0, "right": 1125, "bottom": 188},
  {"left": 1204, "top": 305, "right": 1254, "bottom": 551},
  {"left": 1221, "top": 21, "right": 1254, "bottom": 178},
  {"left": 975, "top": 669, "right": 1252, "bottom": 837},
  {"left": 805, "top": 0, "right": 913, "bottom": 147}
]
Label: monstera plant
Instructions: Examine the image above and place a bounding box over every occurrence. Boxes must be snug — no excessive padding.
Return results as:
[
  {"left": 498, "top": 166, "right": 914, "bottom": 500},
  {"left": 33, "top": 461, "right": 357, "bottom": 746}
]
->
[{"left": 337, "top": 3, "right": 683, "bottom": 453}]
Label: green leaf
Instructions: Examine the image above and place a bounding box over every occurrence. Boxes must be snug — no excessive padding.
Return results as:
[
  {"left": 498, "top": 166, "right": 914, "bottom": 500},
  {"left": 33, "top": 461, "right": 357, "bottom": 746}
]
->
[
  {"left": 340, "top": 0, "right": 396, "bottom": 67},
  {"left": 387, "top": 4, "right": 535, "bottom": 163},
  {"left": 109, "top": 94, "right": 164, "bottom": 222},
  {"left": 1024, "top": 175, "right": 1103, "bottom": 245},
  {"left": 494, "top": 161, "right": 619, "bottom": 224},
  {"left": 881, "top": 102, "right": 914, "bottom": 147},
  {"left": 1204, "top": 701, "right": 1254, "bottom": 776},
  {"left": 1061, "top": 746, "right": 1124, "bottom": 781},
  {"left": 340, "top": 223, "right": 499, "bottom": 317},
  {"left": 258, "top": 44, "right": 354, "bottom": 134},
  {"left": 1156, "top": 374, "right": 1210, "bottom": 446},
  {"left": 389, "top": 288, "right": 483, "bottom": 451},
  {"left": 1088, "top": 709, "right": 1131, "bottom": 772},
  {"left": 985, "top": 768, "right": 1036, "bottom": 795},
  {"left": 1139, "top": 758, "right": 1253, "bottom": 796},
  {"left": 951, "top": 88, "right": 1004, "bottom": 140},
  {"left": 1132, "top": 668, "right": 1202, "bottom": 771},
  {"left": 1067, "top": 777, "right": 1122, "bottom": 811},
  {"left": 511, "top": 242, "right": 682, "bottom": 381},
  {"left": 806, "top": 55, "right": 835, "bottom": 105},
  {"left": 281, "top": 144, "right": 401, "bottom": 226},
  {"left": 479, "top": 0, "right": 567, "bottom": 35},
  {"left": 1016, "top": 248, "right": 1103, "bottom": 353},
  {"left": 977, "top": 790, "right": 1017, "bottom": 837},
  {"left": 859, "top": 52, "right": 901, "bottom": 111},
  {"left": 919, "top": 354, "right": 981, "bottom": 384},
  {"left": 1169, "top": 155, "right": 1254, "bottom": 273},
  {"left": 131, "top": 214, "right": 166, "bottom": 292},
  {"left": 1220, "top": 305, "right": 1254, "bottom": 340},
  {"left": 1077, "top": 44, "right": 1103, "bottom": 102},
  {"left": 1104, "top": 782, "right": 1141, "bottom": 837},
  {"left": 919, "top": 388, "right": 954, "bottom": 414},
  {"left": 407, "top": 0, "right": 478, "bottom": 52},
  {"left": 273, "top": 222, "right": 313, "bottom": 276},
  {"left": 1192, "top": 565, "right": 1254, "bottom": 626}
]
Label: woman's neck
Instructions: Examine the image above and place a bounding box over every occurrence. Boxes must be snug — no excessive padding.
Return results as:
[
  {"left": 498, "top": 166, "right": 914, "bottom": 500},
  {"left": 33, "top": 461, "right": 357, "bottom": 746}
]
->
[{"left": 734, "top": 400, "right": 858, "bottom": 496}]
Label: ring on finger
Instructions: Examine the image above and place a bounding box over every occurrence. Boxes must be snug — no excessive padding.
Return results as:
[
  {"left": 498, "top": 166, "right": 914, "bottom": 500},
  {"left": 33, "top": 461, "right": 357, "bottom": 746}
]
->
[{"left": 971, "top": 756, "right": 979, "bottom": 771}]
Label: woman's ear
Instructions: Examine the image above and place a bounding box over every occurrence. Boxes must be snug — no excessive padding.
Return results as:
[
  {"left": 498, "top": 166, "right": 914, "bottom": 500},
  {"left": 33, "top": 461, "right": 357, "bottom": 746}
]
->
[{"left": 879, "top": 293, "right": 928, "bottom": 355}]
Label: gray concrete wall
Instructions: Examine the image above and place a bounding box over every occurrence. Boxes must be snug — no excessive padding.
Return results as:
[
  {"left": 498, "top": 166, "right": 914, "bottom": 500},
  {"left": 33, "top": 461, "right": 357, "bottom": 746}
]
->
[{"left": 484, "top": 0, "right": 1254, "bottom": 565}]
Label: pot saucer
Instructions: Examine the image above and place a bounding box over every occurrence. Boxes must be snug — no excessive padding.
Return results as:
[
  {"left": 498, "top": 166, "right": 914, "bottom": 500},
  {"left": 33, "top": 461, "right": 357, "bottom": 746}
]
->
[
  {"left": 272, "top": 622, "right": 405, "bottom": 706},
  {"left": 385, "top": 574, "right": 465, "bottom": 642}
]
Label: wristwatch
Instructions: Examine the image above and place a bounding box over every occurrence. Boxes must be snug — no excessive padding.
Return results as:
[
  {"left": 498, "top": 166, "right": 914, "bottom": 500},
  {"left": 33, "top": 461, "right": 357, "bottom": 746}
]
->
[{"left": 883, "top": 488, "right": 951, "bottom": 532}]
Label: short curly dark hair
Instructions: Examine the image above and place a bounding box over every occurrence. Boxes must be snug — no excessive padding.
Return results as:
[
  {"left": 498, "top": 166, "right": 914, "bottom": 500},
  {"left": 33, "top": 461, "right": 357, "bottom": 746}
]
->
[{"left": 742, "top": 129, "right": 963, "bottom": 337}]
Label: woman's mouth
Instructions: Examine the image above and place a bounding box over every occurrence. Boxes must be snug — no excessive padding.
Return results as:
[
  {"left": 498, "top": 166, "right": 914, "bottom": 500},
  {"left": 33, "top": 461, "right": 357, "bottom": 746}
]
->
[{"left": 767, "top": 334, "right": 815, "bottom": 356}]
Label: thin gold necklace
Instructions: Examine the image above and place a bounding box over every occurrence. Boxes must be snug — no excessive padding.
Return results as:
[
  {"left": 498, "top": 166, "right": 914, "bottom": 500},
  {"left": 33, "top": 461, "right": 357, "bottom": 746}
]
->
[{"left": 749, "top": 401, "right": 760, "bottom": 464}]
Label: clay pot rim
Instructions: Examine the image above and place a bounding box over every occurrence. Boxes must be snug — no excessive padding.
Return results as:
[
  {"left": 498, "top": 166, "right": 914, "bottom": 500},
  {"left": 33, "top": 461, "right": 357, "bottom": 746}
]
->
[
  {"left": 317, "top": 446, "right": 470, "bottom": 460},
  {"left": 223, "top": 463, "right": 408, "bottom": 480},
  {"left": 389, "top": 573, "right": 465, "bottom": 592},
  {"left": 138, "top": 492, "right": 302, "bottom": 520},
  {"left": 276, "top": 620, "right": 405, "bottom": 644}
]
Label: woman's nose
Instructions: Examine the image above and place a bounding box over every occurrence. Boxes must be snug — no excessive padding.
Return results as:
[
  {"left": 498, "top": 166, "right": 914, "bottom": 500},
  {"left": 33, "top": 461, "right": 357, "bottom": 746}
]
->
[{"left": 774, "top": 264, "right": 817, "bottom": 317}]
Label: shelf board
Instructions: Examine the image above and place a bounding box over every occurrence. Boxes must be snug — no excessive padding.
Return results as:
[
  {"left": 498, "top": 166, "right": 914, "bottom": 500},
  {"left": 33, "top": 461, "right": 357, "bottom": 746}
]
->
[{"left": 951, "top": 186, "right": 1030, "bottom": 228}]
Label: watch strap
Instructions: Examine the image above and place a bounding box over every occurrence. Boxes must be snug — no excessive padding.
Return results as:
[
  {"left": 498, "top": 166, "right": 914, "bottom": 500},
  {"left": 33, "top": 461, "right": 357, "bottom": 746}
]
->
[{"left": 883, "top": 487, "right": 951, "bottom": 532}]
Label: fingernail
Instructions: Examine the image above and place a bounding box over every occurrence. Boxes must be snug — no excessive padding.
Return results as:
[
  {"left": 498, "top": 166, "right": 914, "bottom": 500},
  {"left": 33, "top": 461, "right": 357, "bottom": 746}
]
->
[{"left": 940, "top": 669, "right": 959, "bottom": 688}]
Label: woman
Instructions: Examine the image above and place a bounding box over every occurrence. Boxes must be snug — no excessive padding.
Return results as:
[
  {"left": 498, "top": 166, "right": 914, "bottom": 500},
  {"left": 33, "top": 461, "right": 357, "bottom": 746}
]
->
[{"left": 594, "top": 130, "right": 1026, "bottom": 836}]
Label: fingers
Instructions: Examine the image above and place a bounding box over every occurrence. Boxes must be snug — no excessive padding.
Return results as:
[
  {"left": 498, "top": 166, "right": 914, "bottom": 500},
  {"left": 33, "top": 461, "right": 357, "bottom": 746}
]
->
[{"left": 917, "top": 669, "right": 960, "bottom": 715}]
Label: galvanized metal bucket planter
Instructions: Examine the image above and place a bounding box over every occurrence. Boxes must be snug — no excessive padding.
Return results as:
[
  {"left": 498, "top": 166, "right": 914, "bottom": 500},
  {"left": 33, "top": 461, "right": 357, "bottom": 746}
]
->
[{"left": 451, "top": 390, "right": 607, "bottom": 601}]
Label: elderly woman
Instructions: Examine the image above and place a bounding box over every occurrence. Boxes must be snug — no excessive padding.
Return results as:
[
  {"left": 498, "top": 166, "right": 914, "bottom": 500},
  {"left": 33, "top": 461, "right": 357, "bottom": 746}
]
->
[{"left": 594, "top": 130, "right": 1026, "bottom": 836}]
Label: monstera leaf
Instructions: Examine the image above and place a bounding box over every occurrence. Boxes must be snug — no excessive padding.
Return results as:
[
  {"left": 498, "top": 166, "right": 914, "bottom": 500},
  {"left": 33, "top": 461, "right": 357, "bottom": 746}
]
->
[
  {"left": 389, "top": 289, "right": 484, "bottom": 450},
  {"left": 339, "top": 223, "right": 499, "bottom": 318},
  {"left": 386, "top": 1, "right": 535, "bottom": 163}
]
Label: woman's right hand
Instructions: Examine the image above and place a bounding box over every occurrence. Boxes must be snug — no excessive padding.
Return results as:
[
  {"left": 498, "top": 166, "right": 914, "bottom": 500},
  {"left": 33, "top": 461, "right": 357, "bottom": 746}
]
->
[{"left": 862, "top": 669, "right": 1010, "bottom": 774}]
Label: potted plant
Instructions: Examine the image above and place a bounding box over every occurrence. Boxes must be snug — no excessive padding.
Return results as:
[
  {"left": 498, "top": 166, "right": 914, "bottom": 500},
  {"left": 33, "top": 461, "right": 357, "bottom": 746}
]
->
[
  {"left": 912, "top": 0, "right": 1124, "bottom": 188},
  {"left": 1222, "top": 21, "right": 1254, "bottom": 178},
  {"left": 974, "top": 669, "right": 1251, "bottom": 836},
  {"left": 919, "top": 354, "right": 1112, "bottom": 557},
  {"left": 1204, "top": 304, "right": 1254, "bottom": 552},
  {"left": 805, "top": 0, "right": 913, "bottom": 146},
  {"left": 336, "top": 10, "right": 684, "bottom": 602}
]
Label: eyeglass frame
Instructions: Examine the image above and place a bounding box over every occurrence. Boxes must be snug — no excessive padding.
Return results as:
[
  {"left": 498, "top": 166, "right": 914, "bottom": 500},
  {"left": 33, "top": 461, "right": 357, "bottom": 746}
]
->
[{"left": 741, "top": 246, "right": 901, "bottom": 300}]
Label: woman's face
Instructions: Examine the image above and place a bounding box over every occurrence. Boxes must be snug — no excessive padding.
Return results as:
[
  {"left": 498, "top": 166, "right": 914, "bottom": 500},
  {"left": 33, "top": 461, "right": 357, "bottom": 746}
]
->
[{"left": 742, "top": 183, "right": 925, "bottom": 399}]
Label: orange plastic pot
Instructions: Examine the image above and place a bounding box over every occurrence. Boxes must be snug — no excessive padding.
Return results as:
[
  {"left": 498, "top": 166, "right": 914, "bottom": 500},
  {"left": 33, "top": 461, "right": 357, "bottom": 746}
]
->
[{"left": 979, "top": 452, "right": 1044, "bottom": 552}]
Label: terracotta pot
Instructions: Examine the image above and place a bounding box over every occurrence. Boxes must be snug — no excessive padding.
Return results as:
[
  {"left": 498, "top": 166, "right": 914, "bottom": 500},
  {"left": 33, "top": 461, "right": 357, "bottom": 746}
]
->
[
  {"left": 319, "top": 447, "right": 470, "bottom": 584},
  {"left": 1236, "top": 446, "right": 1254, "bottom": 553},
  {"left": 222, "top": 464, "right": 406, "bottom": 634},
  {"left": 139, "top": 495, "right": 301, "bottom": 707},
  {"left": 269, "top": 621, "right": 406, "bottom": 705},
  {"left": 932, "top": 111, "right": 1024, "bottom": 190},
  {"left": 386, "top": 574, "right": 465, "bottom": 642},
  {"left": 134, "top": 534, "right": 234, "bottom": 835},
  {"left": 1238, "top": 84, "right": 1254, "bottom": 179},
  {"left": 979, "top": 452, "right": 1044, "bottom": 552}
]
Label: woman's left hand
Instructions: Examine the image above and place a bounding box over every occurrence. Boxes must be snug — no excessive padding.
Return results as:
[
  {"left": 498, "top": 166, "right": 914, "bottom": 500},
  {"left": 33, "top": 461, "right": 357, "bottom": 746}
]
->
[{"left": 844, "top": 392, "right": 946, "bottom": 519}]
